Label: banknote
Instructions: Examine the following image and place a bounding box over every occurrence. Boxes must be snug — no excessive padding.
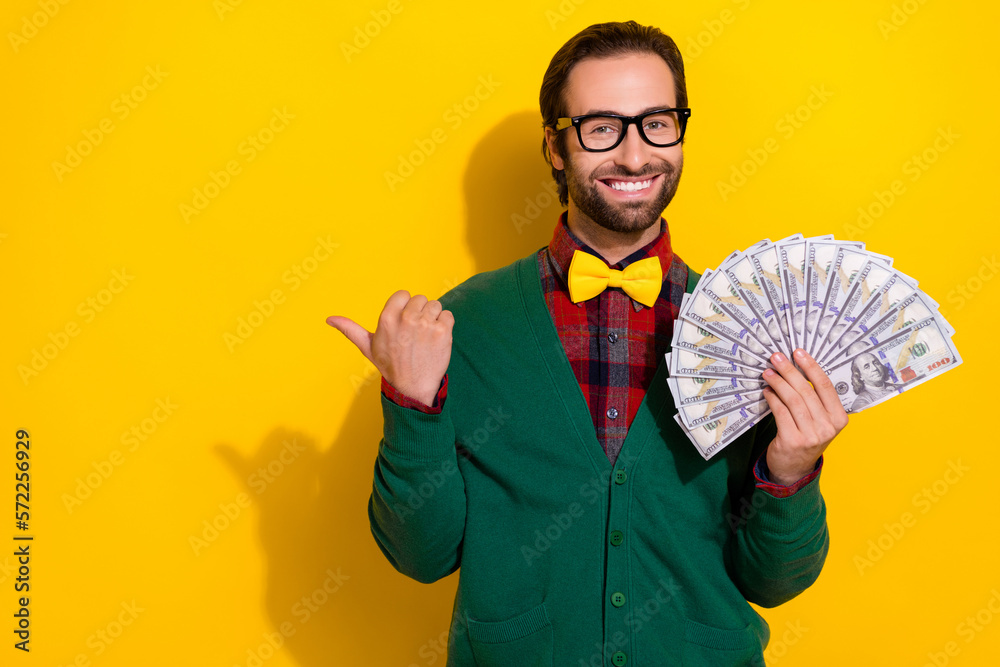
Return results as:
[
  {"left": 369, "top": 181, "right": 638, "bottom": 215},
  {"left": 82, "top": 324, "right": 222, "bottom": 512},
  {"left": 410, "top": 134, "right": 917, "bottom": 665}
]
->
[
  {"left": 780, "top": 235, "right": 833, "bottom": 356},
  {"left": 677, "top": 390, "right": 769, "bottom": 429},
  {"left": 667, "top": 374, "right": 765, "bottom": 407},
  {"left": 780, "top": 238, "right": 810, "bottom": 356},
  {"left": 696, "top": 269, "right": 781, "bottom": 361},
  {"left": 723, "top": 238, "right": 801, "bottom": 359},
  {"left": 808, "top": 245, "right": 892, "bottom": 357},
  {"left": 819, "top": 268, "right": 922, "bottom": 365},
  {"left": 666, "top": 349, "right": 763, "bottom": 379},
  {"left": 667, "top": 234, "right": 960, "bottom": 459},
  {"left": 677, "top": 275, "right": 773, "bottom": 366},
  {"left": 822, "top": 289, "right": 949, "bottom": 367},
  {"left": 673, "top": 408, "right": 768, "bottom": 460},
  {"left": 810, "top": 251, "right": 893, "bottom": 361},
  {"left": 824, "top": 316, "right": 962, "bottom": 413},
  {"left": 671, "top": 312, "right": 768, "bottom": 369},
  {"left": 748, "top": 235, "right": 806, "bottom": 357},
  {"left": 802, "top": 239, "right": 865, "bottom": 355}
]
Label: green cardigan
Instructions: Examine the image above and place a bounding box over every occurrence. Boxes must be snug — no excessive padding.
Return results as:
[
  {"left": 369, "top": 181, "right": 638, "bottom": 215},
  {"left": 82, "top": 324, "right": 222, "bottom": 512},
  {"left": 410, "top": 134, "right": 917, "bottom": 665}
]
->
[{"left": 369, "top": 252, "right": 828, "bottom": 666}]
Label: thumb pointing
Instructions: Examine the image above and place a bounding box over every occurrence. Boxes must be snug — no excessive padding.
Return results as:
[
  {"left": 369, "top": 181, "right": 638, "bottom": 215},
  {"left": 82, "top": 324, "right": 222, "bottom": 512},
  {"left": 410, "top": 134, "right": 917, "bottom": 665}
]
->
[{"left": 326, "top": 315, "right": 374, "bottom": 364}]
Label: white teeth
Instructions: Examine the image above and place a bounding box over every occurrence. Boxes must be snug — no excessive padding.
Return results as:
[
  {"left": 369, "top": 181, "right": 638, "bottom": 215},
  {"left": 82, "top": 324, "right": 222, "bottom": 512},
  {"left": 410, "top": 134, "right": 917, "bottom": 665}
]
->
[{"left": 609, "top": 179, "right": 652, "bottom": 192}]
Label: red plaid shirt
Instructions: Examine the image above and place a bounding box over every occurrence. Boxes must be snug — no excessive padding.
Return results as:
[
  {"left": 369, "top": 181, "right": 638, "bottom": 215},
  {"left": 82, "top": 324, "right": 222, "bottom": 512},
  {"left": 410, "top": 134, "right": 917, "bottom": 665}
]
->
[
  {"left": 539, "top": 213, "right": 689, "bottom": 464},
  {"left": 381, "top": 213, "right": 820, "bottom": 495}
]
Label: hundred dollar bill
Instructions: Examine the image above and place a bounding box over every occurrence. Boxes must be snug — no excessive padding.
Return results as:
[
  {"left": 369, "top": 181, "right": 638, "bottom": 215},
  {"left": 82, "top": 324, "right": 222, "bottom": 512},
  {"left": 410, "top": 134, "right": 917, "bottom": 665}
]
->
[
  {"left": 715, "top": 248, "right": 743, "bottom": 271},
  {"left": 802, "top": 239, "right": 865, "bottom": 355},
  {"left": 810, "top": 249, "right": 893, "bottom": 359},
  {"left": 748, "top": 237, "right": 804, "bottom": 357},
  {"left": 696, "top": 269, "right": 781, "bottom": 360},
  {"left": 667, "top": 374, "right": 766, "bottom": 407},
  {"left": 677, "top": 390, "right": 769, "bottom": 429},
  {"left": 723, "top": 236, "right": 802, "bottom": 359},
  {"left": 671, "top": 310, "right": 768, "bottom": 369},
  {"left": 678, "top": 274, "right": 773, "bottom": 366},
  {"left": 780, "top": 235, "right": 833, "bottom": 356},
  {"left": 822, "top": 289, "right": 945, "bottom": 368},
  {"left": 719, "top": 239, "right": 771, "bottom": 271},
  {"left": 812, "top": 259, "right": 902, "bottom": 362},
  {"left": 666, "top": 349, "right": 763, "bottom": 381},
  {"left": 673, "top": 408, "right": 766, "bottom": 460},
  {"left": 819, "top": 268, "right": 921, "bottom": 365},
  {"left": 780, "top": 238, "right": 809, "bottom": 356},
  {"left": 825, "top": 316, "right": 962, "bottom": 413},
  {"left": 666, "top": 232, "right": 962, "bottom": 461}
]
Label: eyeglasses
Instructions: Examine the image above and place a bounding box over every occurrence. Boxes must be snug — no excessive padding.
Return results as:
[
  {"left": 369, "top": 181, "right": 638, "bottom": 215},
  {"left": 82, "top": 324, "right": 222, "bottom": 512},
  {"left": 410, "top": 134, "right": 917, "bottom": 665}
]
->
[{"left": 554, "top": 108, "right": 691, "bottom": 152}]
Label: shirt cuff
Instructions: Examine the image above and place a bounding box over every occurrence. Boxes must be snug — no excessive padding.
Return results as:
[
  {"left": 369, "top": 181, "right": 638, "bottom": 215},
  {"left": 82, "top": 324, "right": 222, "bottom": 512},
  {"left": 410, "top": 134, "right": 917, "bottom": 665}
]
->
[
  {"left": 380, "top": 375, "right": 448, "bottom": 414},
  {"left": 754, "top": 454, "right": 823, "bottom": 498}
]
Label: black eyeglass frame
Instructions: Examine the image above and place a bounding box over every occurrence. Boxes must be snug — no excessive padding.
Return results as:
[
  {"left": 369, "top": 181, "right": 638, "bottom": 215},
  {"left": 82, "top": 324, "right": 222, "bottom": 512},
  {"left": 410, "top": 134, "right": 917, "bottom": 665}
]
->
[{"left": 554, "top": 107, "right": 692, "bottom": 152}]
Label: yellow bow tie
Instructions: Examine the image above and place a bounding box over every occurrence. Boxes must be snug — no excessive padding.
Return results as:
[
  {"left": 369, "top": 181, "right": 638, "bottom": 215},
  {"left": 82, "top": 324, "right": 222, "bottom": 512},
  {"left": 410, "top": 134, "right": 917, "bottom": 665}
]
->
[{"left": 567, "top": 250, "right": 662, "bottom": 307}]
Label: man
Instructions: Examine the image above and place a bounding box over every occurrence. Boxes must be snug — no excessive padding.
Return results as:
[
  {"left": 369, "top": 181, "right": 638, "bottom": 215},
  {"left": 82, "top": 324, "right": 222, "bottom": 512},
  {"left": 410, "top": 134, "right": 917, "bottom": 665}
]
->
[{"left": 329, "top": 21, "right": 848, "bottom": 666}]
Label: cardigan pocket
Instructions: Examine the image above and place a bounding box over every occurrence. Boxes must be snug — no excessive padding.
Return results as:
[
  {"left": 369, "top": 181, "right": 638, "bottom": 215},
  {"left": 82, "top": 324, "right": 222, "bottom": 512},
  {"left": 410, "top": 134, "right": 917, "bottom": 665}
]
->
[
  {"left": 682, "top": 618, "right": 764, "bottom": 667},
  {"left": 466, "top": 602, "right": 553, "bottom": 667}
]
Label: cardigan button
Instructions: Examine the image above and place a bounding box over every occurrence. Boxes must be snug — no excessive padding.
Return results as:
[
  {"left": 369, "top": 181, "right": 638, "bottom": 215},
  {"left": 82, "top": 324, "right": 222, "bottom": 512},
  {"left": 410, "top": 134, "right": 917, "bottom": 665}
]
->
[
  {"left": 612, "top": 651, "right": 627, "bottom": 666},
  {"left": 609, "top": 530, "right": 624, "bottom": 547},
  {"left": 614, "top": 470, "right": 627, "bottom": 485},
  {"left": 611, "top": 591, "right": 626, "bottom": 607}
]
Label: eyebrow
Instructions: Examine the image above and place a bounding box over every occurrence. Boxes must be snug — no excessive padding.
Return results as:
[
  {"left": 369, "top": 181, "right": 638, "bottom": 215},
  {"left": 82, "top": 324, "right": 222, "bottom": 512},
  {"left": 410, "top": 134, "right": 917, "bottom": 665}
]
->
[{"left": 580, "top": 105, "right": 676, "bottom": 116}]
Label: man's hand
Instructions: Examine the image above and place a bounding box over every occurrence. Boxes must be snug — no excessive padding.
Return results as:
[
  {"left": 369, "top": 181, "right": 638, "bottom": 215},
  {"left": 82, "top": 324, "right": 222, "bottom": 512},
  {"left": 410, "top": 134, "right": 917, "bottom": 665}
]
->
[
  {"left": 327, "top": 290, "right": 454, "bottom": 407},
  {"left": 761, "top": 348, "right": 849, "bottom": 486}
]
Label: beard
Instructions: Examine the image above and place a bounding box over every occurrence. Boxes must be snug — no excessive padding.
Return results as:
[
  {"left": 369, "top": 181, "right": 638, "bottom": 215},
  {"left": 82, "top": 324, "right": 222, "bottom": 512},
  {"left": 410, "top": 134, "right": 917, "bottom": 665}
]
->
[{"left": 563, "top": 154, "right": 683, "bottom": 234}]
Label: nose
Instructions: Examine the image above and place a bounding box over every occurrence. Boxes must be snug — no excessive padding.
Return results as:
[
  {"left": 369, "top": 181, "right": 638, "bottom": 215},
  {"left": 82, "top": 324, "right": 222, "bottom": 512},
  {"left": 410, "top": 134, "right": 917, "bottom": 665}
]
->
[{"left": 615, "top": 121, "right": 653, "bottom": 172}]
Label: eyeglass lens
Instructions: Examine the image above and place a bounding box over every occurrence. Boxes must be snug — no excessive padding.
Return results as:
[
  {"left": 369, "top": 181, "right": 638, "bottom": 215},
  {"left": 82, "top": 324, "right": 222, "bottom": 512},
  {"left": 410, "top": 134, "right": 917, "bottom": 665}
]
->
[{"left": 578, "top": 111, "right": 681, "bottom": 150}]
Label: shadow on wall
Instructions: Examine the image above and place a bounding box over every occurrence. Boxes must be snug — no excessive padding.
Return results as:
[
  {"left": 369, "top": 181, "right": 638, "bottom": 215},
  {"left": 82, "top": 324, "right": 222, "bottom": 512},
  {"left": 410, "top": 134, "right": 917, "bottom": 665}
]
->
[
  {"left": 463, "top": 109, "right": 565, "bottom": 270},
  {"left": 216, "top": 110, "right": 564, "bottom": 666}
]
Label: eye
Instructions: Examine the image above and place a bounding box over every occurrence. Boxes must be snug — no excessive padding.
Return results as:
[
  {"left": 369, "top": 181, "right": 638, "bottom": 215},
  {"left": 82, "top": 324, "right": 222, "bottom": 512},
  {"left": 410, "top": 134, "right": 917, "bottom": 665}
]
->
[{"left": 579, "top": 117, "right": 622, "bottom": 137}]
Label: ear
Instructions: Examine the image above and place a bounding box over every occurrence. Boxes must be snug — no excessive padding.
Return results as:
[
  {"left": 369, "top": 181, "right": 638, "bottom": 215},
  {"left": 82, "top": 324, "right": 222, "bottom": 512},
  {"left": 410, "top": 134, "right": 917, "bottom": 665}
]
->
[{"left": 544, "top": 126, "right": 565, "bottom": 171}]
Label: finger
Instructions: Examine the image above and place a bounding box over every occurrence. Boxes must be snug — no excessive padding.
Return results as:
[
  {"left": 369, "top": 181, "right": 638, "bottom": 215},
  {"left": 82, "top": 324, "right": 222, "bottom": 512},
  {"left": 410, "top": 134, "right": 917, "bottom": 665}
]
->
[
  {"left": 423, "top": 299, "right": 443, "bottom": 320},
  {"left": 767, "top": 351, "right": 827, "bottom": 425},
  {"left": 762, "top": 386, "right": 799, "bottom": 441},
  {"left": 762, "top": 365, "right": 816, "bottom": 435},
  {"left": 326, "top": 315, "right": 374, "bottom": 362},
  {"left": 379, "top": 290, "right": 413, "bottom": 325},
  {"left": 794, "top": 348, "right": 849, "bottom": 428},
  {"left": 399, "top": 293, "right": 430, "bottom": 323}
]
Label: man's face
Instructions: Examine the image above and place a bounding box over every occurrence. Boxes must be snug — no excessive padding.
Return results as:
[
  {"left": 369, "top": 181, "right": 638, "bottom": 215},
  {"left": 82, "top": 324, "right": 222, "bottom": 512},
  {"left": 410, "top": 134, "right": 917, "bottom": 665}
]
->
[
  {"left": 545, "top": 53, "right": 684, "bottom": 234},
  {"left": 854, "top": 353, "right": 884, "bottom": 386}
]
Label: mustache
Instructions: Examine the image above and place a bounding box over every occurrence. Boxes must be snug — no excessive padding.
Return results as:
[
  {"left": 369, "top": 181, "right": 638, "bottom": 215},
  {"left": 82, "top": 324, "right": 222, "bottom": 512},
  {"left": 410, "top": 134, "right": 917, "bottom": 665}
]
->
[{"left": 594, "top": 160, "right": 680, "bottom": 181}]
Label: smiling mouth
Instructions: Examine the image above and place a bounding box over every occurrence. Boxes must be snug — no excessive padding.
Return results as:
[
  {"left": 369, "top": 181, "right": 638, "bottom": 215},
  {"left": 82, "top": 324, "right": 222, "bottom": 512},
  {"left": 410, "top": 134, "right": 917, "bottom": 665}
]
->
[{"left": 600, "top": 175, "right": 658, "bottom": 192}]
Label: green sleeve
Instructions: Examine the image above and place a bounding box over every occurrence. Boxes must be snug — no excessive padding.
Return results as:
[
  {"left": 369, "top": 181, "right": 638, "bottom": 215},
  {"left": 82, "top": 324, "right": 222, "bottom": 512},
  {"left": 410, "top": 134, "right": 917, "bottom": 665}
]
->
[
  {"left": 728, "top": 415, "right": 830, "bottom": 607},
  {"left": 368, "top": 393, "right": 466, "bottom": 584}
]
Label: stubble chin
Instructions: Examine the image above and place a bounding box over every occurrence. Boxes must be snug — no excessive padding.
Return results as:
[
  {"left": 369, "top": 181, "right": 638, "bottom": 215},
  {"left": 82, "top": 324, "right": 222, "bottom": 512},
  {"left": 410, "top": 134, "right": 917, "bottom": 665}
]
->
[{"left": 566, "top": 159, "right": 683, "bottom": 234}]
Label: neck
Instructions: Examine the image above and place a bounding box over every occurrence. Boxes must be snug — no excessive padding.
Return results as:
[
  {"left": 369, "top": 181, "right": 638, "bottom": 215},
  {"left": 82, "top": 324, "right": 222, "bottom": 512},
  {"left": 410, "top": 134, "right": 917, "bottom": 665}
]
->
[{"left": 565, "top": 202, "right": 662, "bottom": 265}]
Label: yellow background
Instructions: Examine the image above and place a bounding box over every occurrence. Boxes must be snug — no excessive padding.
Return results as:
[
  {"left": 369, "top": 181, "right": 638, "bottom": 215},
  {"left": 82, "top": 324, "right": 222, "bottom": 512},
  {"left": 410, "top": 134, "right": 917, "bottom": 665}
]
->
[{"left": 2, "top": 0, "right": 997, "bottom": 664}]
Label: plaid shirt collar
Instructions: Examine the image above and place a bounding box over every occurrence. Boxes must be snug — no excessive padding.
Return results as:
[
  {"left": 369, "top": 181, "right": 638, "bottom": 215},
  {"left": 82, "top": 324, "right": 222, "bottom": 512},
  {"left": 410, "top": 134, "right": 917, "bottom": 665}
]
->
[{"left": 546, "top": 210, "right": 676, "bottom": 312}]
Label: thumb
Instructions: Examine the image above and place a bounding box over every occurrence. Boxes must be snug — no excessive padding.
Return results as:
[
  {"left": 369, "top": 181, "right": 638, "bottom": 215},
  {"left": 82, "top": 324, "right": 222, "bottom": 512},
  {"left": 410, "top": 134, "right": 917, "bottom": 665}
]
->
[{"left": 326, "top": 315, "right": 374, "bottom": 363}]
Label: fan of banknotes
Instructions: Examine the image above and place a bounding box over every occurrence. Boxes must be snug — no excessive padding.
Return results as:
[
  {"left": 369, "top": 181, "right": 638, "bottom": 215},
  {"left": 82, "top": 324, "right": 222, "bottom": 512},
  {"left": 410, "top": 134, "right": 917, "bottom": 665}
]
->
[{"left": 666, "top": 234, "right": 962, "bottom": 460}]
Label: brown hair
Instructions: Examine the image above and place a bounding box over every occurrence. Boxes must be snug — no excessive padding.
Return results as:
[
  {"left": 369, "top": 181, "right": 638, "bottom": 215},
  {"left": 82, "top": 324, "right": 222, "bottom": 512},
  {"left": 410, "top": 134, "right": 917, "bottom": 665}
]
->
[{"left": 539, "top": 21, "right": 689, "bottom": 206}]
